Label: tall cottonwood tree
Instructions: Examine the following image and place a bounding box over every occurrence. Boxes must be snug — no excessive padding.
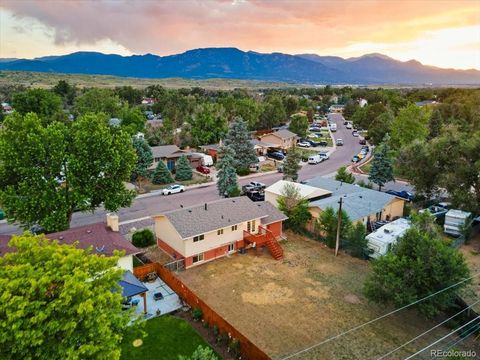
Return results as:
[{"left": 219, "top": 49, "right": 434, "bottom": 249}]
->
[
  {"left": 0, "top": 112, "right": 136, "bottom": 232},
  {"left": 0, "top": 234, "right": 133, "bottom": 360}
]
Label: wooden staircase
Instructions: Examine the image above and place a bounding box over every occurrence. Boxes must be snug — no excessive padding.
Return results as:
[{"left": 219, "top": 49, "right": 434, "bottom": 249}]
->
[{"left": 243, "top": 226, "right": 283, "bottom": 260}]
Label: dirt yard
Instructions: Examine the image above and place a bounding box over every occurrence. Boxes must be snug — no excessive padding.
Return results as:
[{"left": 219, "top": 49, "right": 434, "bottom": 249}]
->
[
  {"left": 459, "top": 233, "right": 480, "bottom": 313},
  {"left": 177, "top": 231, "right": 465, "bottom": 359}
]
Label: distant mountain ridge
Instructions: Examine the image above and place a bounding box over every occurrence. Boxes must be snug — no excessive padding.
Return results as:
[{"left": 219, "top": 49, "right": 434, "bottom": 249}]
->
[{"left": 0, "top": 47, "right": 478, "bottom": 85}]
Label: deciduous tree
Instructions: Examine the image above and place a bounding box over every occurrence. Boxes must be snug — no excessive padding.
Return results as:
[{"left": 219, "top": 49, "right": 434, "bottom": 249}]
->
[
  {"left": 0, "top": 112, "right": 136, "bottom": 232},
  {"left": 315, "top": 207, "right": 351, "bottom": 249},
  {"left": 12, "top": 88, "right": 64, "bottom": 125},
  {"left": 0, "top": 233, "right": 132, "bottom": 359},
  {"left": 335, "top": 166, "right": 355, "bottom": 184},
  {"left": 390, "top": 104, "right": 431, "bottom": 149},
  {"left": 282, "top": 146, "right": 302, "bottom": 181},
  {"left": 277, "top": 182, "right": 311, "bottom": 232},
  {"left": 289, "top": 114, "right": 309, "bottom": 138}
]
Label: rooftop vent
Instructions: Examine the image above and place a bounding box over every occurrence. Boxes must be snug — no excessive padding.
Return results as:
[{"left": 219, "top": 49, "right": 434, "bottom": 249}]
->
[
  {"left": 180, "top": 204, "right": 183, "bottom": 208},
  {"left": 204, "top": 203, "right": 207, "bottom": 211},
  {"left": 86, "top": 230, "right": 92, "bottom": 234},
  {"left": 384, "top": 229, "right": 391, "bottom": 234},
  {"left": 188, "top": 210, "right": 192, "bottom": 213},
  {"left": 59, "top": 236, "right": 64, "bottom": 240}
]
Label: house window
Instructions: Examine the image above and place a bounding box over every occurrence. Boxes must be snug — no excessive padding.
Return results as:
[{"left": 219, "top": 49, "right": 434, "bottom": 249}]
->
[
  {"left": 231, "top": 225, "right": 237, "bottom": 231},
  {"left": 217, "top": 229, "right": 224, "bottom": 235},
  {"left": 247, "top": 221, "right": 251, "bottom": 232},
  {"left": 192, "top": 253, "right": 204, "bottom": 263},
  {"left": 154, "top": 157, "right": 161, "bottom": 162},
  {"left": 252, "top": 220, "right": 256, "bottom": 232},
  {"left": 193, "top": 234, "right": 204, "bottom": 242}
]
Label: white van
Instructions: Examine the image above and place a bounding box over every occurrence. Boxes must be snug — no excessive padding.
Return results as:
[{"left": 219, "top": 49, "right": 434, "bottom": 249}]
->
[
  {"left": 308, "top": 155, "right": 322, "bottom": 164},
  {"left": 330, "top": 123, "right": 337, "bottom": 132},
  {"left": 201, "top": 154, "right": 214, "bottom": 166}
]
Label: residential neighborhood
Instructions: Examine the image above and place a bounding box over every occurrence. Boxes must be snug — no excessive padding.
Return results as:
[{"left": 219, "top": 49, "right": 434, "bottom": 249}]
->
[{"left": 0, "top": 1, "right": 479, "bottom": 360}]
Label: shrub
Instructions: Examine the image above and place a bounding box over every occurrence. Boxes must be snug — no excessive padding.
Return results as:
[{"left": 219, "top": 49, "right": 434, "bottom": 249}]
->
[
  {"left": 192, "top": 307, "right": 203, "bottom": 321},
  {"left": 131, "top": 228, "right": 155, "bottom": 248},
  {"left": 236, "top": 167, "right": 250, "bottom": 176},
  {"left": 228, "top": 339, "right": 241, "bottom": 356},
  {"left": 212, "top": 324, "right": 219, "bottom": 337}
]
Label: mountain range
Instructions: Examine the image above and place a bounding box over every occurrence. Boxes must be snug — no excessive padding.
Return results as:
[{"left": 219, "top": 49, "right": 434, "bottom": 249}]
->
[{"left": 1, "top": 47, "right": 479, "bottom": 85}]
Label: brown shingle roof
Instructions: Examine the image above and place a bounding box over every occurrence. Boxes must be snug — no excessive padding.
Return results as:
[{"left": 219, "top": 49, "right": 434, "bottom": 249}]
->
[
  {"left": 150, "top": 145, "right": 181, "bottom": 159},
  {"left": 269, "top": 129, "right": 298, "bottom": 140},
  {"left": 154, "top": 197, "right": 287, "bottom": 239},
  {"left": 0, "top": 223, "right": 139, "bottom": 257}
]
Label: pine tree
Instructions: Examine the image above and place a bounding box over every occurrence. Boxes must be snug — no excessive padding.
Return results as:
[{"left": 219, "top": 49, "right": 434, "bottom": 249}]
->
[
  {"left": 428, "top": 108, "right": 443, "bottom": 139},
  {"left": 223, "top": 117, "right": 258, "bottom": 170},
  {"left": 282, "top": 145, "right": 301, "bottom": 181},
  {"left": 216, "top": 145, "right": 239, "bottom": 197},
  {"left": 368, "top": 134, "right": 394, "bottom": 191},
  {"left": 131, "top": 137, "right": 153, "bottom": 180},
  {"left": 175, "top": 154, "right": 193, "bottom": 181},
  {"left": 152, "top": 160, "right": 174, "bottom": 185}
]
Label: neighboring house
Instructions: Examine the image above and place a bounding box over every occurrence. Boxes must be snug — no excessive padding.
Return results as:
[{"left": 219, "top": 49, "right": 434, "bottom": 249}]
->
[
  {"left": 141, "top": 97, "right": 155, "bottom": 105},
  {"left": 266, "top": 177, "right": 405, "bottom": 229},
  {"left": 250, "top": 139, "right": 276, "bottom": 156},
  {"left": 0, "top": 214, "right": 140, "bottom": 272},
  {"left": 260, "top": 129, "right": 299, "bottom": 151},
  {"left": 304, "top": 177, "right": 405, "bottom": 226},
  {"left": 265, "top": 180, "right": 331, "bottom": 206},
  {"left": 415, "top": 100, "right": 439, "bottom": 107},
  {"left": 153, "top": 197, "right": 288, "bottom": 268},
  {"left": 200, "top": 144, "right": 220, "bottom": 161},
  {"left": 359, "top": 98, "right": 368, "bottom": 108},
  {"left": 328, "top": 105, "right": 345, "bottom": 113},
  {"left": 150, "top": 145, "right": 202, "bottom": 171}
]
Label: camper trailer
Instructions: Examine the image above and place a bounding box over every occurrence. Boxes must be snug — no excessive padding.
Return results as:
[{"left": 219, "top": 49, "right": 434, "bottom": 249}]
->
[
  {"left": 444, "top": 209, "right": 471, "bottom": 236},
  {"left": 366, "top": 218, "right": 411, "bottom": 258}
]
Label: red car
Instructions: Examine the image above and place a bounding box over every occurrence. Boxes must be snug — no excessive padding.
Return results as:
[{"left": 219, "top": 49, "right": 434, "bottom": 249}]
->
[{"left": 196, "top": 165, "right": 210, "bottom": 174}]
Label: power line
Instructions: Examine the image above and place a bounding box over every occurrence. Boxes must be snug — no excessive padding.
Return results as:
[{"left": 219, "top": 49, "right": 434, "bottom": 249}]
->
[
  {"left": 376, "top": 299, "right": 480, "bottom": 359},
  {"left": 432, "top": 322, "right": 480, "bottom": 358},
  {"left": 280, "top": 272, "right": 480, "bottom": 360},
  {"left": 404, "top": 315, "right": 480, "bottom": 360}
]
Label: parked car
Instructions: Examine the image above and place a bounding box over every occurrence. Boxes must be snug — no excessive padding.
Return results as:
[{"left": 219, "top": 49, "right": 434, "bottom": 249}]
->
[
  {"left": 196, "top": 165, "right": 210, "bottom": 174},
  {"left": 359, "top": 139, "right": 367, "bottom": 145},
  {"left": 308, "top": 155, "right": 322, "bottom": 164},
  {"left": 268, "top": 151, "right": 285, "bottom": 160},
  {"left": 361, "top": 145, "right": 370, "bottom": 152},
  {"left": 309, "top": 126, "right": 322, "bottom": 132},
  {"left": 308, "top": 140, "right": 321, "bottom": 147},
  {"left": 336, "top": 138, "right": 344, "bottom": 146},
  {"left": 352, "top": 155, "right": 360, "bottom": 163},
  {"left": 360, "top": 149, "right": 368, "bottom": 156},
  {"left": 246, "top": 191, "right": 265, "bottom": 202},
  {"left": 386, "top": 190, "right": 414, "bottom": 201},
  {"left": 247, "top": 181, "right": 266, "bottom": 190},
  {"left": 0, "top": 209, "right": 4, "bottom": 221},
  {"left": 318, "top": 140, "right": 328, "bottom": 147},
  {"left": 162, "top": 184, "right": 185, "bottom": 195},
  {"left": 352, "top": 131, "right": 359, "bottom": 137},
  {"left": 343, "top": 120, "right": 348, "bottom": 125},
  {"left": 298, "top": 141, "right": 311, "bottom": 147},
  {"left": 313, "top": 132, "right": 323, "bottom": 137},
  {"left": 346, "top": 123, "right": 353, "bottom": 129},
  {"left": 319, "top": 152, "right": 330, "bottom": 161},
  {"left": 357, "top": 153, "right": 365, "bottom": 160},
  {"left": 277, "top": 165, "right": 283, "bottom": 173},
  {"left": 330, "top": 124, "right": 337, "bottom": 132}
]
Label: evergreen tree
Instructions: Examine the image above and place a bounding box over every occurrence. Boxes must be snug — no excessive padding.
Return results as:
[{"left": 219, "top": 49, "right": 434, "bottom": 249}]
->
[
  {"left": 175, "top": 155, "right": 193, "bottom": 181},
  {"left": 335, "top": 166, "right": 355, "bottom": 184},
  {"left": 368, "top": 135, "right": 394, "bottom": 191},
  {"left": 289, "top": 114, "right": 309, "bottom": 138},
  {"left": 428, "top": 108, "right": 443, "bottom": 139},
  {"left": 152, "top": 160, "right": 174, "bottom": 185},
  {"left": 345, "top": 222, "right": 368, "bottom": 258},
  {"left": 131, "top": 138, "right": 153, "bottom": 182},
  {"left": 282, "top": 145, "right": 301, "bottom": 181},
  {"left": 216, "top": 145, "right": 239, "bottom": 197},
  {"left": 223, "top": 117, "right": 258, "bottom": 170}
]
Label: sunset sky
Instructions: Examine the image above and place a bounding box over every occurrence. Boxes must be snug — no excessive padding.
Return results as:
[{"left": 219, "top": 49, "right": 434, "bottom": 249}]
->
[{"left": 0, "top": 0, "right": 479, "bottom": 70}]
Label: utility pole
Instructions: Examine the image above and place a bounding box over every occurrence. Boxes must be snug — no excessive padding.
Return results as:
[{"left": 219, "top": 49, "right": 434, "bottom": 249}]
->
[{"left": 335, "top": 197, "right": 343, "bottom": 257}]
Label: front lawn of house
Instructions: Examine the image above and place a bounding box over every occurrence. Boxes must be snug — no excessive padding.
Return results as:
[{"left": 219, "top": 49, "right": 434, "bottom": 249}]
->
[
  {"left": 142, "top": 172, "right": 211, "bottom": 193},
  {"left": 120, "top": 315, "right": 217, "bottom": 360}
]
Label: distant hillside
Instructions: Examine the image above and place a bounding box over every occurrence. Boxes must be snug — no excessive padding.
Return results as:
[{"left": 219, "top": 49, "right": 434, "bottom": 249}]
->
[{"left": 0, "top": 48, "right": 479, "bottom": 85}]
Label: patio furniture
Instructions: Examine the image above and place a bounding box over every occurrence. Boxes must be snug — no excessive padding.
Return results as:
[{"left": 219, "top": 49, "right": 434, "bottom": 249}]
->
[
  {"left": 131, "top": 299, "right": 140, "bottom": 306},
  {"left": 145, "top": 272, "right": 158, "bottom": 282},
  {"left": 153, "top": 292, "right": 164, "bottom": 301}
]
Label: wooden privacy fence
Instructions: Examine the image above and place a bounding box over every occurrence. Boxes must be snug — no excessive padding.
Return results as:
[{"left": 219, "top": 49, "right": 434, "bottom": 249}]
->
[{"left": 134, "top": 263, "right": 270, "bottom": 360}]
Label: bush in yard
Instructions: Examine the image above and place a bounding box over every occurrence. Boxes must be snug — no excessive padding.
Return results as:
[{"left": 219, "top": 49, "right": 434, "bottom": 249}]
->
[
  {"left": 236, "top": 166, "right": 250, "bottom": 176},
  {"left": 315, "top": 207, "right": 351, "bottom": 249},
  {"left": 212, "top": 324, "right": 219, "bottom": 337},
  {"left": 192, "top": 307, "right": 203, "bottom": 321},
  {"left": 335, "top": 166, "right": 355, "bottom": 184},
  {"left": 277, "top": 182, "right": 311, "bottom": 232},
  {"left": 363, "top": 222, "right": 470, "bottom": 318},
  {"left": 344, "top": 222, "right": 368, "bottom": 259},
  {"left": 356, "top": 179, "right": 373, "bottom": 189},
  {"left": 175, "top": 155, "right": 193, "bottom": 181},
  {"left": 152, "top": 160, "right": 174, "bottom": 185},
  {"left": 178, "top": 345, "right": 218, "bottom": 360},
  {"left": 131, "top": 228, "right": 156, "bottom": 248},
  {"left": 228, "top": 339, "right": 241, "bottom": 357}
]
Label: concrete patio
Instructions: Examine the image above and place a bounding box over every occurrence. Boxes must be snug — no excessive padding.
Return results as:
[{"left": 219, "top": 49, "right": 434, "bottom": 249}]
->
[{"left": 132, "top": 277, "right": 182, "bottom": 319}]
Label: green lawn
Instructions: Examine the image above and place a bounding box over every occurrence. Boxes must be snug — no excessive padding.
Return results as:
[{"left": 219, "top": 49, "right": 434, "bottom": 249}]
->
[{"left": 121, "top": 315, "right": 216, "bottom": 360}]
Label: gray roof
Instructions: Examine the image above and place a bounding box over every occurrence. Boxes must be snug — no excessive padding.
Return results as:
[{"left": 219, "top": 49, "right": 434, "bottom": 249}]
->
[
  {"left": 157, "top": 197, "right": 287, "bottom": 239},
  {"left": 305, "top": 177, "right": 398, "bottom": 221},
  {"left": 119, "top": 218, "right": 155, "bottom": 236},
  {"left": 270, "top": 129, "right": 298, "bottom": 139},
  {"left": 151, "top": 145, "right": 181, "bottom": 159}
]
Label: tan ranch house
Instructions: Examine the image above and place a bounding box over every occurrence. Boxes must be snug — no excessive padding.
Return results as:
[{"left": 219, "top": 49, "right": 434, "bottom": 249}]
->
[
  {"left": 153, "top": 197, "right": 287, "bottom": 268},
  {"left": 260, "top": 129, "right": 299, "bottom": 151}
]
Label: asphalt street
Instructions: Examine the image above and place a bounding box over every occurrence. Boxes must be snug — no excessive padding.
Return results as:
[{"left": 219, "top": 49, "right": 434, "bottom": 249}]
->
[{"left": 0, "top": 115, "right": 411, "bottom": 235}]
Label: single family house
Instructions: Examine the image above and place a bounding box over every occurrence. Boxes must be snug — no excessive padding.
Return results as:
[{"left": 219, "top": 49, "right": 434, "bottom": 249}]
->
[
  {"left": 260, "top": 129, "right": 299, "bottom": 151},
  {"left": 150, "top": 145, "right": 203, "bottom": 171},
  {"left": 153, "top": 197, "right": 287, "bottom": 268}
]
